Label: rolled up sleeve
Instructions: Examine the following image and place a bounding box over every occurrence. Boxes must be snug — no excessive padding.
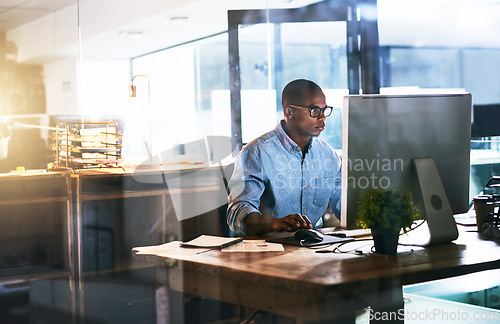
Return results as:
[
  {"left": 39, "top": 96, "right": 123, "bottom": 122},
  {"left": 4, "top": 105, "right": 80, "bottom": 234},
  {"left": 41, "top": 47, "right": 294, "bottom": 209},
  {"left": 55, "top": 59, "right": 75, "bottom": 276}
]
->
[{"left": 227, "top": 148, "right": 266, "bottom": 235}]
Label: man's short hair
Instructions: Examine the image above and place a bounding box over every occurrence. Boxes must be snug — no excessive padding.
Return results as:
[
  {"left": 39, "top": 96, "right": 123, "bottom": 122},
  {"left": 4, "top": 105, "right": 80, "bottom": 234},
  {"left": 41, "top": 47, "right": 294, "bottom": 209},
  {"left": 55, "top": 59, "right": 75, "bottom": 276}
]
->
[{"left": 281, "top": 79, "right": 322, "bottom": 109}]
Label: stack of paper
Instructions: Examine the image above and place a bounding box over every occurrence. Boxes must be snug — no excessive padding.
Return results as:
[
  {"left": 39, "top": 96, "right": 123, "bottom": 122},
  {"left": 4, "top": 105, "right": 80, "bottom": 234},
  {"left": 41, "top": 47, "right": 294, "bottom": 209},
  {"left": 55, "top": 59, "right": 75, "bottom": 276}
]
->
[
  {"left": 221, "top": 240, "right": 284, "bottom": 252},
  {"left": 133, "top": 241, "right": 210, "bottom": 257},
  {"left": 180, "top": 235, "right": 242, "bottom": 248},
  {"left": 133, "top": 235, "right": 285, "bottom": 258}
]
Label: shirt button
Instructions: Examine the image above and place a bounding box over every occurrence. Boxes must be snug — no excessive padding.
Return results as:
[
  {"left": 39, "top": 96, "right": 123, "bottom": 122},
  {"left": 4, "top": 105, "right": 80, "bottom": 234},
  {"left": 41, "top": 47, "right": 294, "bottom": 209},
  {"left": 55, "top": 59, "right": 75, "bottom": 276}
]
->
[
  {"left": 304, "top": 186, "right": 307, "bottom": 190},
  {"left": 296, "top": 147, "right": 299, "bottom": 150},
  {"left": 303, "top": 210, "right": 307, "bottom": 214},
  {"left": 290, "top": 149, "right": 293, "bottom": 153}
]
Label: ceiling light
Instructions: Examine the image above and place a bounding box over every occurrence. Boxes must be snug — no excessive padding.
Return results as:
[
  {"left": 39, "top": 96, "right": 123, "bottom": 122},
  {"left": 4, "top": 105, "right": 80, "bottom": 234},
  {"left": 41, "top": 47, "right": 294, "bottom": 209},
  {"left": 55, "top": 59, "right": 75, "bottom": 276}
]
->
[
  {"left": 169, "top": 16, "right": 189, "bottom": 24},
  {"left": 119, "top": 30, "right": 148, "bottom": 39}
]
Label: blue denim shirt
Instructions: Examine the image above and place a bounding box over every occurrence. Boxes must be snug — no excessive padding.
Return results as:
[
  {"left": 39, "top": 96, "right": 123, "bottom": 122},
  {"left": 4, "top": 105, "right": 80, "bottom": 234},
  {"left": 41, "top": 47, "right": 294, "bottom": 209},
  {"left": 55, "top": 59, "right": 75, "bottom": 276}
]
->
[{"left": 227, "top": 120, "right": 341, "bottom": 235}]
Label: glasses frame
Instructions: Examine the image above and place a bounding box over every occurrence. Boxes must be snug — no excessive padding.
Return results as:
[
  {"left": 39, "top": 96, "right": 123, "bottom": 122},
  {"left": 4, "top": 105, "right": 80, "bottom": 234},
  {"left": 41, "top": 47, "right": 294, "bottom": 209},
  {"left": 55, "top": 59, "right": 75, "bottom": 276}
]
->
[{"left": 288, "top": 104, "right": 333, "bottom": 118}]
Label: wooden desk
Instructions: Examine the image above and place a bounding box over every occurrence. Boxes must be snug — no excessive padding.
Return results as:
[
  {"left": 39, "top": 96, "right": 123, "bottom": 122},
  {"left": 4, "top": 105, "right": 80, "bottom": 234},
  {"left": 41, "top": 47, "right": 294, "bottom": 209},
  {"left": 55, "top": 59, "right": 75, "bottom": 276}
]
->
[{"left": 143, "top": 226, "right": 500, "bottom": 323}]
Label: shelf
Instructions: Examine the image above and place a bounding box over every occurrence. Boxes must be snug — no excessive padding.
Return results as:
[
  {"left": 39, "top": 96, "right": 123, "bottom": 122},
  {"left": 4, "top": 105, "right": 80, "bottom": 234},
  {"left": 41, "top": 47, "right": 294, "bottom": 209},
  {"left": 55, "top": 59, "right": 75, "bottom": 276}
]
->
[
  {"left": 81, "top": 260, "right": 157, "bottom": 278},
  {"left": 0, "top": 196, "right": 69, "bottom": 206},
  {"left": 0, "top": 266, "right": 70, "bottom": 283},
  {"left": 0, "top": 172, "right": 70, "bottom": 204},
  {"left": 80, "top": 185, "right": 220, "bottom": 201}
]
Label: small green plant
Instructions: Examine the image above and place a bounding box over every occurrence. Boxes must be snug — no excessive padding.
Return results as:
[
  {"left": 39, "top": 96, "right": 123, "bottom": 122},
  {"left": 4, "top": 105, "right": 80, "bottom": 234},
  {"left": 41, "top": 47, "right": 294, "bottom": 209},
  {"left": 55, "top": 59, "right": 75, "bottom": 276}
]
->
[{"left": 356, "top": 188, "right": 420, "bottom": 233}]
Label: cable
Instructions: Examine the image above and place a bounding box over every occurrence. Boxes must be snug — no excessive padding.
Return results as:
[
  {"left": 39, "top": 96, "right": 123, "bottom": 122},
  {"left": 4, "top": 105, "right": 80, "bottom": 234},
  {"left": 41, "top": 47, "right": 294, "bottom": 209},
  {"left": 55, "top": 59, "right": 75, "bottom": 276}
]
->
[
  {"left": 299, "top": 239, "right": 336, "bottom": 249},
  {"left": 334, "top": 238, "right": 374, "bottom": 254},
  {"left": 312, "top": 223, "right": 428, "bottom": 254},
  {"left": 397, "top": 219, "right": 426, "bottom": 237},
  {"left": 314, "top": 238, "right": 374, "bottom": 254}
]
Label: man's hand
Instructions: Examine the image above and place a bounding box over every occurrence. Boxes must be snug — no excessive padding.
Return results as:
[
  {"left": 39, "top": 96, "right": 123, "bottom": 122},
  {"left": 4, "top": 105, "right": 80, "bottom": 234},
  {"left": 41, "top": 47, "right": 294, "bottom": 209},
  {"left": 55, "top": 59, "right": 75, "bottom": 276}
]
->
[
  {"left": 243, "top": 213, "right": 312, "bottom": 236},
  {"left": 271, "top": 214, "right": 312, "bottom": 232}
]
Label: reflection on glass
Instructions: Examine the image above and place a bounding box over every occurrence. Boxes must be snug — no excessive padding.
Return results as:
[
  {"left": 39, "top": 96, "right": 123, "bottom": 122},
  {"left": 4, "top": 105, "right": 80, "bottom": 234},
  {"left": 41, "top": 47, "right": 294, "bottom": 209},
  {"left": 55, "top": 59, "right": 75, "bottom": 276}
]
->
[
  {"left": 238, "top": 21, "right": 348, "bottom": 146},
  {"left": 132, "top": 33, "right": 229, "bottom": 160}
]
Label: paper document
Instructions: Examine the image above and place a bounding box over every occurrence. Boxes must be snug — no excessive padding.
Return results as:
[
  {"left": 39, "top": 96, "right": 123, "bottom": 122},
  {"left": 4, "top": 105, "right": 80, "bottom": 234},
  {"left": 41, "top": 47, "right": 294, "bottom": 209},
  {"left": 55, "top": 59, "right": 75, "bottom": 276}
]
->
[
  {"left": 454, "top": 209, "right": 477, "bottom": 226},
  {"left": 133, "top": 241, "right": 210, "bottom": 257},
  {"left": 221, "top": 240, "right": 284, "bottom": 252},
  {"left": 180, "top": 235, "right": 243, "bottom": 249}
]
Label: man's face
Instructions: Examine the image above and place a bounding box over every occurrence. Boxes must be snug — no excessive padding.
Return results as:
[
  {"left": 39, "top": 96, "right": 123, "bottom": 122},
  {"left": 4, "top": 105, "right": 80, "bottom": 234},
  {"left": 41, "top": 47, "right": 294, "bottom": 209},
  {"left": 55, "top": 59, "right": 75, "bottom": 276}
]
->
[{"left": 287, "top": 90, "right": 327, "bottom": 137}]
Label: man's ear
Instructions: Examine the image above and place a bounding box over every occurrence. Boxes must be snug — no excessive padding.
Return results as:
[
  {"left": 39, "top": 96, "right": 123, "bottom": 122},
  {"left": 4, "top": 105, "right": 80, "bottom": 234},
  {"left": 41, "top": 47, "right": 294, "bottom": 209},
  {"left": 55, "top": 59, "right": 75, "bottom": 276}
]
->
[{"left": 284, "top": 106, "right": 293, "bottom": 118}]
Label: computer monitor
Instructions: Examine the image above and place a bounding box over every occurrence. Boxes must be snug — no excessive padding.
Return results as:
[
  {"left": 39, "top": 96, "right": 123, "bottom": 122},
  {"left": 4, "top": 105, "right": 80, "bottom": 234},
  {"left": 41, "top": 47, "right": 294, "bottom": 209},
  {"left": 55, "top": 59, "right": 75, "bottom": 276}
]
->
[
  {"left": 341, "top": 93, "right": 472, "bottom": 245},
  {"left": 471, "top": 104, "right": 500, "bottom": 138}
]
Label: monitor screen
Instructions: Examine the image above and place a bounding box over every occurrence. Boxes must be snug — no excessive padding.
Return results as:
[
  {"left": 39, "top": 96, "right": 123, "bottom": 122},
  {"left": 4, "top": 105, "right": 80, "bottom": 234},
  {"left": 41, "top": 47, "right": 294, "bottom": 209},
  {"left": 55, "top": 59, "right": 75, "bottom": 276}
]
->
[
  {"left": 471, "top": 104, "right": 500, "bottom": 138},
  {"left": 341, "top": 93, "right": 472, "bottom": 229}
]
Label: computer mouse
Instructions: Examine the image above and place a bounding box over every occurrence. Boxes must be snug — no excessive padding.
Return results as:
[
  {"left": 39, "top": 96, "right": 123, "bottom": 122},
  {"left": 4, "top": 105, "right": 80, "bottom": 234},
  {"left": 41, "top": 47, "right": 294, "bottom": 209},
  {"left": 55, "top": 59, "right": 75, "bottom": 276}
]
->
[{"left": 294, "top": 229, "right": 324, "bottom": 242}]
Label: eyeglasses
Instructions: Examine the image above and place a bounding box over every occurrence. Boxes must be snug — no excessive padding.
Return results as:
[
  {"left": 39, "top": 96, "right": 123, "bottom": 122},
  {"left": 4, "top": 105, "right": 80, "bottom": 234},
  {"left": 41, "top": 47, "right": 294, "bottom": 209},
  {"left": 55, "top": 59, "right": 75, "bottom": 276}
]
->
[{"left": 289, "top": 104, "right": 333, "bottom": 118}]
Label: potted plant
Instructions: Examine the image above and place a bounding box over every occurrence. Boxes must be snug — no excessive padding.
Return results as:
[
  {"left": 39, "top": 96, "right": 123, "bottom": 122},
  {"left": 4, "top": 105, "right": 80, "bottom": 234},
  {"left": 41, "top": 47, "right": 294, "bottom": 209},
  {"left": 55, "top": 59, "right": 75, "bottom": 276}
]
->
[{"left": 356, "top": 187, "right": 420, "bottom": 255}]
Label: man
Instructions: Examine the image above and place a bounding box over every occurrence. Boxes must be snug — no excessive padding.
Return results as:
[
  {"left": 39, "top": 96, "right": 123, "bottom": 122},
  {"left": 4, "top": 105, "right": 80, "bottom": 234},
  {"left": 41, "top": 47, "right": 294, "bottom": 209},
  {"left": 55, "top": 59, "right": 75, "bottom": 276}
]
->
[{"left": 227, "top": 79, "right": 341, "bottom": 236}]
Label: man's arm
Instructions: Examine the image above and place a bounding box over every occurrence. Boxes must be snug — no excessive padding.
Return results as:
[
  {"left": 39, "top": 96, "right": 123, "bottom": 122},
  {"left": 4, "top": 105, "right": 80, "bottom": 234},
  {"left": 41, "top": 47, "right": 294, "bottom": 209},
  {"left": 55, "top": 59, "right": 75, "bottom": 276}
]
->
[
  {"left": 227, "top": 142, "right": 313, "bottom": 236},
  {"left": 226, "top": 148, "right": 266, "bottom": 235}
]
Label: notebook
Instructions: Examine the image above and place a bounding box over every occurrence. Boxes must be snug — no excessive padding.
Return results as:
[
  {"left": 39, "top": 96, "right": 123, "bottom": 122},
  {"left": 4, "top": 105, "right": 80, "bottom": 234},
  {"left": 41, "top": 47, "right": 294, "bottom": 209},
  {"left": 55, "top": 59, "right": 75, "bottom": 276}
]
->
[{"left": 180, "top": 235, "right": 243, "bottom": 249}]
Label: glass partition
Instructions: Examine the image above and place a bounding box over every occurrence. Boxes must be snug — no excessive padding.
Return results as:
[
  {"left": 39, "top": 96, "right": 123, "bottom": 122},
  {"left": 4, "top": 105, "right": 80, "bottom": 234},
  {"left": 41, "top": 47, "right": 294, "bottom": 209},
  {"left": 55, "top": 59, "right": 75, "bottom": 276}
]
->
[
  {"left": 237, "top": 21, "right": 348, "bottom": 145},
  {"left": 0, "top": 1, "right": 82, "bottom": 324}
]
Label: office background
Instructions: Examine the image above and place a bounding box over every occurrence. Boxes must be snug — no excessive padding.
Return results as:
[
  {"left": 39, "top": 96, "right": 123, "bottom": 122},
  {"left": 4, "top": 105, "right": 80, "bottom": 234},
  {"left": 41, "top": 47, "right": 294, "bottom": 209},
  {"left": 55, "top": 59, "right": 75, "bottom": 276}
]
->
[{"left": 0, "top": 0, "right": 500, "bottom": 323}]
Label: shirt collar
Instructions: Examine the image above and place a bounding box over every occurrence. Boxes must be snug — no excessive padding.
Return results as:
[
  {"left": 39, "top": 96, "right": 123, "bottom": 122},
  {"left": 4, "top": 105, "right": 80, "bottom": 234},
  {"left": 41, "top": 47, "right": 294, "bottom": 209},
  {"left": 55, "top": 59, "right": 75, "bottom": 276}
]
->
[{"left": 275, "top": 120, "right": 315, "bottom": 153}]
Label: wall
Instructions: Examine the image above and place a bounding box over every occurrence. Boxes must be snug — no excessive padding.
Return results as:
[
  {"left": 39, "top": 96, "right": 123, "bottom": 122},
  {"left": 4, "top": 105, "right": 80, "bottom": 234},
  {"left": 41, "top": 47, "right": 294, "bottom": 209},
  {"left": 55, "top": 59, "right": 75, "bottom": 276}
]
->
[{"left": 43, "top": 59, "right": 78, "bottom": 115}]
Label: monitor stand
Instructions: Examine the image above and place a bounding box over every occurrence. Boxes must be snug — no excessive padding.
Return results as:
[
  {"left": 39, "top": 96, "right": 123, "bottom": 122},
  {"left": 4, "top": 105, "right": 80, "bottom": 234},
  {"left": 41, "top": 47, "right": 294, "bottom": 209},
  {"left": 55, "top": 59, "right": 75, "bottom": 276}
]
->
[{"left": 413, "top": 157, "right": 459, "bottom": 246}]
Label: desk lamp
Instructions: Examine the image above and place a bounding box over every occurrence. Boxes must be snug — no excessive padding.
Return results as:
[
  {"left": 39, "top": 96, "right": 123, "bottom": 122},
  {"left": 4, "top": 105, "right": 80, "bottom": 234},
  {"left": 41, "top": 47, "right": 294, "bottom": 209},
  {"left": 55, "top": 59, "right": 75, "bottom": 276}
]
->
[{"left": 129, "top": 74, "right": 153, "bottom": 163}]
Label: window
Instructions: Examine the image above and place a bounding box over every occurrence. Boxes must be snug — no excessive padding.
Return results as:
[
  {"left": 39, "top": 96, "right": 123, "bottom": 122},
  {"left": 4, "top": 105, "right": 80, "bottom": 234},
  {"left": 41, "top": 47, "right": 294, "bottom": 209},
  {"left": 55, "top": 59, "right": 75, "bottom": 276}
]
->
[
  {"left": 130, "top": 33, "right": 229, "bottom": 162},
  {"left": 378, "top": 0, "right": 500, "bottom": 199}
]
